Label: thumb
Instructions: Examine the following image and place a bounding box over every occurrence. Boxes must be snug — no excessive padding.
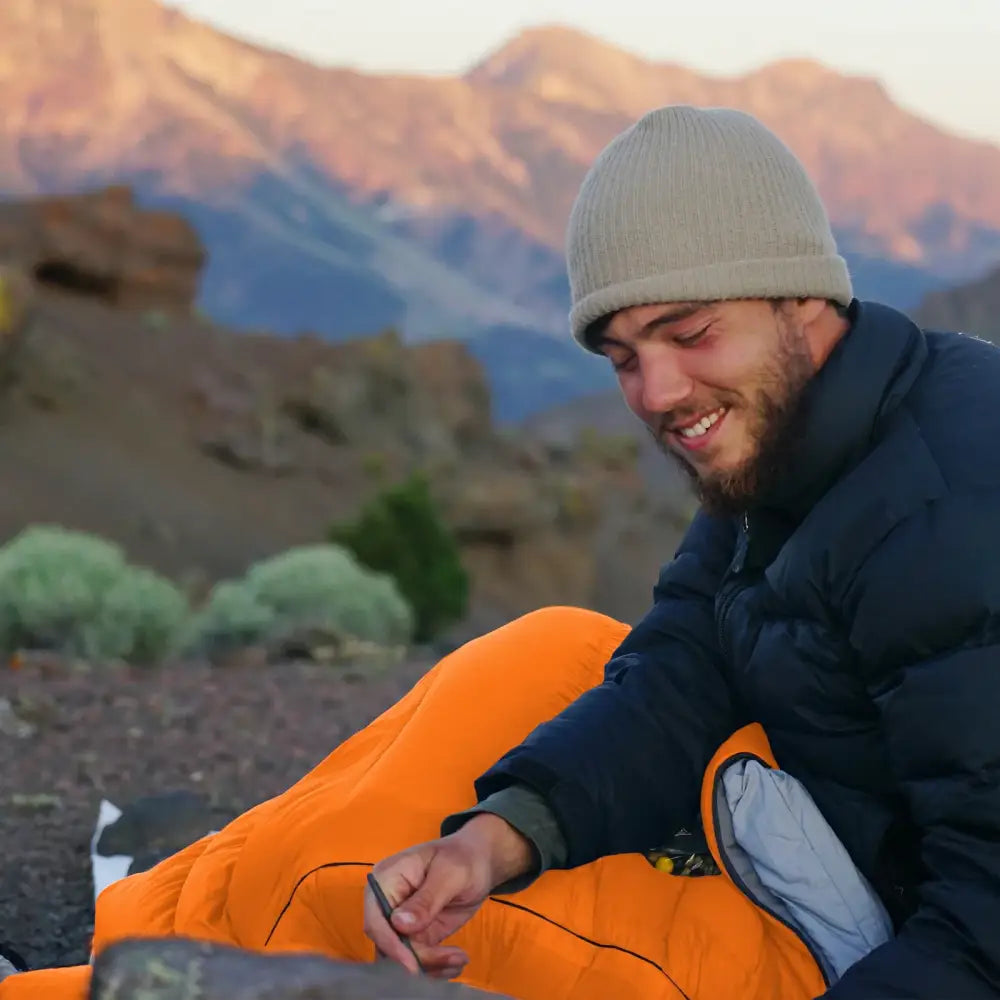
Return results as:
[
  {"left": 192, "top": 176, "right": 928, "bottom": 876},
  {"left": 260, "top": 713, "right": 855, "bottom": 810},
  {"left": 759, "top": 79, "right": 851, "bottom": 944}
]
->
[{"left": 392, "top": 854, "right": 465, "bottom": 935}]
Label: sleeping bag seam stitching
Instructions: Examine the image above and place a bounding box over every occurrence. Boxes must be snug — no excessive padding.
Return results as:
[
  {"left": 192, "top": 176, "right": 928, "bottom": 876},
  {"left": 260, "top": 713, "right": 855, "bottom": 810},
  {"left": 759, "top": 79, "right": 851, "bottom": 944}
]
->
[
  {"left": 264, "top": 861, "right": 692, "bottom": 997},
  {"left": 490, "top": 898, "right": 693, "bottom": 999},
  {"left": 265, "top": 861, "right": 370, "bottom": 946}
]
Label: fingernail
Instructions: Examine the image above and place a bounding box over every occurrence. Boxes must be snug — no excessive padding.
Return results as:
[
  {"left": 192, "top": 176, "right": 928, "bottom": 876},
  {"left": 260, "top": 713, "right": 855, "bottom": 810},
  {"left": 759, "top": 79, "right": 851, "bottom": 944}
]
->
[{"left": 395, "top": 910, "right": 416, "bottom": 928}]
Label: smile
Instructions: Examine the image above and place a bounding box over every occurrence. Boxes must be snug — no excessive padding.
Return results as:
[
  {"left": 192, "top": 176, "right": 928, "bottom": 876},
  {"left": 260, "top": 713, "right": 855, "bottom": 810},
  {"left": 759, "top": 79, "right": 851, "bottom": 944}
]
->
[{"left": 671, "top": 407, "right": 728, "bottom": 451}]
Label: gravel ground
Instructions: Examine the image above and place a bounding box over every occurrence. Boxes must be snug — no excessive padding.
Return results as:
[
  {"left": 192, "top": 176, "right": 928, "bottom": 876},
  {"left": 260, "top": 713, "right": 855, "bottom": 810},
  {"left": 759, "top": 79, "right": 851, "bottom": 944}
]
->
[{"left": 0, "top": 652, "right": 437, "bottom": 971}]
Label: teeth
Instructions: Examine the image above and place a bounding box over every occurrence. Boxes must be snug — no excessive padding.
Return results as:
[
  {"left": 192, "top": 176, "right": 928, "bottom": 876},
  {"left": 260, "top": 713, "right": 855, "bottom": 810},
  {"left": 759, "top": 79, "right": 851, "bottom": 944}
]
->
[{"left": 679, "top": 408, "right": 724, "bottom": 438}]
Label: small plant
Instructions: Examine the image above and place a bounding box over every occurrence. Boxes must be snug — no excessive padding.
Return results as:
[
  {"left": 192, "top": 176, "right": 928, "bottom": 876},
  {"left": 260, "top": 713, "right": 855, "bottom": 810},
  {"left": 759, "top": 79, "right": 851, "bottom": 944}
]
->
[
  {"left": 0, "top": 267, "right": 30, "bottom": 340},
  {"left": 576, "top": 427, "right": 639, "bottom": 470},
  {"left": 556, "top": 477, "right": 601, "bottom": 529},
  {"left": 186, "top": 544, "right": 414, "bottom": 658},
  {"left": 328, "top": 474, "right": 469, "bottom": 643},
  {"left": 182, "top": 580, "right": 278, "bottom": 657},
  {"left": 141, "top": 309, "right": 170, "bottom": 331},
  {"left": 361, "top": 450, "right": 388, "bottom": 482},
  {"left": 0, "top": 525, "right": 189, "bottom": 663}
]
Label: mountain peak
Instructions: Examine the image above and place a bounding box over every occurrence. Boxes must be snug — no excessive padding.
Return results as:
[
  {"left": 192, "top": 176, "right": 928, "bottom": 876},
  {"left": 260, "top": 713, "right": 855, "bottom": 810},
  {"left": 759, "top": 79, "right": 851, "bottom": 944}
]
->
[
  {"left": 752, "top": 56, "right": 840, "bottom": 81},
  {"left": 466, "top": 23, "right": 701, "bottom": 112},
  {"left": 467, "top": 23, "right": 644, "bottom": 85}
]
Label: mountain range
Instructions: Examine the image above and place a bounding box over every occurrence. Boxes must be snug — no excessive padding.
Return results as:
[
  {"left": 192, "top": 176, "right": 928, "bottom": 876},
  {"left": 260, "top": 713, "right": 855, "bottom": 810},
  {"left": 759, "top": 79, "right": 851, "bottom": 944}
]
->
[{"left": 2, "top": 0, "right": 999, "bottom": 419}]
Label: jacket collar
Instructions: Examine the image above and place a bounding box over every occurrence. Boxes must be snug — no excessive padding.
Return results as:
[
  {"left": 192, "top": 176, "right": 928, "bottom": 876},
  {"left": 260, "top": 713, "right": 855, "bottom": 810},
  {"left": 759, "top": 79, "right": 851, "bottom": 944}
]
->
[{"left": 742, "top": 299, "right": 928, "bottom": 567}]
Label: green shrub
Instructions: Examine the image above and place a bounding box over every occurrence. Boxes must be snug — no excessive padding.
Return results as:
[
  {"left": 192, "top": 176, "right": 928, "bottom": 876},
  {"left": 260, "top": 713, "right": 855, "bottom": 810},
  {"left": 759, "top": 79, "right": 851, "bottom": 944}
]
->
[
  {"left": 328, "top": 474, "right": 468, "bottom": 643},
  {"left": 89, "top": 566, "right": 190, "bottom": 663},
  {"left": 186, "top": 544, "right": 414, "bottom": 657},
  {"left": 0, "top": 525, "right": 189, "bottom": 662},
  {"left": 183, "top": 580, "right": 277, "bottom": 657}
]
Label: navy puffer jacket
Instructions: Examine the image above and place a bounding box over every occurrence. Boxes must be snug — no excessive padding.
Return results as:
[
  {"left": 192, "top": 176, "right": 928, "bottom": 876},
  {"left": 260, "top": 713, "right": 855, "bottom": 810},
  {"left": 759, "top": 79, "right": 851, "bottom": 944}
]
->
[{"left": 477, "top": 301, "right": 1000, "bottom": 998}]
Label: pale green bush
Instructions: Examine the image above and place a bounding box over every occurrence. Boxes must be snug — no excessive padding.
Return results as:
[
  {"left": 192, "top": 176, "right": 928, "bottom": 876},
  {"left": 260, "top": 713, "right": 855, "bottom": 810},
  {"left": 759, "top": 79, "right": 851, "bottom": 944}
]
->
[
  {"left": 187, "top": 544, "right": 414, "bottom": 657},
  {"left": 91, "top": 566, "right": 191, "bottom": 663},
  {"left": 0, "top": 525, "right": 189, "bottom": 662},
  {"left": 182, "top": 580, "right": 277, "bottom": 657}
]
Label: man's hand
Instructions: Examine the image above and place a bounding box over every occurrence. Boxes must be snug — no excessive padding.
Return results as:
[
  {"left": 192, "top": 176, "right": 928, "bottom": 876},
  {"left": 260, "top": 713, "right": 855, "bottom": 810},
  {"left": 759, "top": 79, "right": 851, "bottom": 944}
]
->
[{"left": 363, "top": 813, "right": 535, "bottom": 980}]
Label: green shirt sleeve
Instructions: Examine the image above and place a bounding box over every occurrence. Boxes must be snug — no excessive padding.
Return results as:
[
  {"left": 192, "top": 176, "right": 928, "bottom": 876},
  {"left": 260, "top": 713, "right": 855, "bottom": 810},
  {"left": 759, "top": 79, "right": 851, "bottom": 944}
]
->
[{"left": 440, "top": 784, "right": 569, "bottom": 894}]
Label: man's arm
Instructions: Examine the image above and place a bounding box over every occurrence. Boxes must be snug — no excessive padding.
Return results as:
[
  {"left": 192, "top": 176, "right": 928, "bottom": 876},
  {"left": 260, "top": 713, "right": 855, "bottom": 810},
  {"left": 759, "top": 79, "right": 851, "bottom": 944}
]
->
[
  {"left": 439, "top": 784, "right": 566, "bottom": 892},
  {"left": 463, "top": 509, "right": 742, "bottom": 870},
  {"left": 825, "top": 494, "right": 1000, "bottom": 998}
]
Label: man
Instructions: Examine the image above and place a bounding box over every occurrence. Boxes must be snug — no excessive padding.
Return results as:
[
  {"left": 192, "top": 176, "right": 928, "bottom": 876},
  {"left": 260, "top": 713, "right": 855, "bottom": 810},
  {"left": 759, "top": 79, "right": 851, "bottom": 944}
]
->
[
  {"left": 362, "top": 106, "right": 1000, "bottom": 998},
  {"left": 4, "top": 106, "right": 1000, "bottom": 1000}
]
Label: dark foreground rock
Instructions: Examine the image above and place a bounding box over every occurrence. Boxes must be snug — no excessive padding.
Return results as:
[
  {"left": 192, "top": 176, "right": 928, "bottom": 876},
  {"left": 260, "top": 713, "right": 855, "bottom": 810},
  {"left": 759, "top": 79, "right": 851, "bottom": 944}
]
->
[{"left": 90, "top": 938, "right": 501, "bottom": 1000}]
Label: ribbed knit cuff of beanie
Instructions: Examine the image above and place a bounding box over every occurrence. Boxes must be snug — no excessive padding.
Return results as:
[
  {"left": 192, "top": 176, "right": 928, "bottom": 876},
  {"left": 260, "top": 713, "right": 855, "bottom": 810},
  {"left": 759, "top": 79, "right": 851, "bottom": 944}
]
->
[{"left": 563, "top": 105, "right": 853, "bottom": 351}]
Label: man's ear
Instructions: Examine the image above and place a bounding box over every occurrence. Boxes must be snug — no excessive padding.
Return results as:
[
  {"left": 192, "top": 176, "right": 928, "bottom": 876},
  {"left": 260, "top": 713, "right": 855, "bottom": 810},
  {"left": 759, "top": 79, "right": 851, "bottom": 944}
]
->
[{"left": 794, "top": 297, "right": 829, "bottom": 326}]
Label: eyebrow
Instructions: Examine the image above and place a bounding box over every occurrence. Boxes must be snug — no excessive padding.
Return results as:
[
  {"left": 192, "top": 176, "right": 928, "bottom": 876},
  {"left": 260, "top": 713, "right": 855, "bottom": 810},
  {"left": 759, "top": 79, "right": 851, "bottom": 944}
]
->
[{"left": 596, "top": 303, "right": 708, "bottom": 349}]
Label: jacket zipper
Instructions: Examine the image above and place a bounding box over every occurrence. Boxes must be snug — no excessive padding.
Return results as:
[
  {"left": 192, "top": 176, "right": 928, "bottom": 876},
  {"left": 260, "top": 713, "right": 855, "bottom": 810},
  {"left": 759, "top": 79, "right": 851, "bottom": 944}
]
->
[
  {"left": 711, "top": 751, "right": 833, "bottom": 989},
  {"left": 716, "top": 512, "right": 750, "bottom": 654},
  {"left": 715, "top": 582, "right": 740, "bottom": 653}
]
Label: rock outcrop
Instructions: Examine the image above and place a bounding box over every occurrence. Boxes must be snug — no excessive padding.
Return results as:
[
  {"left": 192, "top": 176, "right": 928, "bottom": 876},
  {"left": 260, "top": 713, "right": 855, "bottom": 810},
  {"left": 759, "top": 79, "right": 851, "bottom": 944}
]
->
[{"left": 0, "top": 186, "right": 205, "bottom": 312}]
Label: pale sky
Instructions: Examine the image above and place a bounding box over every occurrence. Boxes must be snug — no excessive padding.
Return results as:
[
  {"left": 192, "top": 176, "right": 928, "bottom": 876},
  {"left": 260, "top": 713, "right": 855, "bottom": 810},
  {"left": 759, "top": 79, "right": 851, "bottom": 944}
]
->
[{"left": 168, "top": 0, "right": 1000, "bottom": 147}]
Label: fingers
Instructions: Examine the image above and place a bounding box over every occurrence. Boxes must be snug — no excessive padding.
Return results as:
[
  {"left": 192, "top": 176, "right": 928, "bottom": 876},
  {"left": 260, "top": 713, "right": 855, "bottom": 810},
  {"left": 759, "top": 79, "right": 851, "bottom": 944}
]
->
[
  {"left": 392, "top": 855, "right": 467, "bottom": 935},
  {"left": 364, "top": 884, "right": 470, "bottom": 978},
  {"left": 409, "top": 944, "right": 469, "bottom": 980},
  {"left": 364, "top": 840, "right": 484, "bottom": 978},
  {"left": 363, "top": 878, "right": 424, "bottom": 975}
]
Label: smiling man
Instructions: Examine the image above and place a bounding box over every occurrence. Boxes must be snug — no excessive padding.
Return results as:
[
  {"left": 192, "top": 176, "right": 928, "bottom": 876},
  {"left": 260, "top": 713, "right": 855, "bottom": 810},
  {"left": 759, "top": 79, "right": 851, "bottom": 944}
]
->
[
  {"left": 5, "top": 106, "right": 1000, "bottom": 1000},
  {"left": 359, "top": 107, "right": 1000, "bottom": 999}
]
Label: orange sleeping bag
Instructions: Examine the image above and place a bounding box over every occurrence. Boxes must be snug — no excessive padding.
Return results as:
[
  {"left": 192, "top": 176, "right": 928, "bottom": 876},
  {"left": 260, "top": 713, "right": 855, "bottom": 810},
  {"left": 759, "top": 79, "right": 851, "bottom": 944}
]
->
[{"left": 1, "top": 606, "right": 827, "bottom": 1000}]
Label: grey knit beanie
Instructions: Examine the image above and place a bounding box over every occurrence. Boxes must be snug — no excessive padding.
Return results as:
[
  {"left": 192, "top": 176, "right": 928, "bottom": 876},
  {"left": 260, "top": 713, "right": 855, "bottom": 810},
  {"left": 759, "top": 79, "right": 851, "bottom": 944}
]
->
[{"left": 567, "top": 105, "right": 853, "bottom": 351}]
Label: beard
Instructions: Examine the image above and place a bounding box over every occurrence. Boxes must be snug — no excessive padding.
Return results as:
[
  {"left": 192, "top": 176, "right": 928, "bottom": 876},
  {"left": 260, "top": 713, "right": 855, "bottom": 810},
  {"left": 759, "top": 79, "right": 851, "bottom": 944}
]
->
[{"left": 650, "top": 310, "right": 816, "bottom": 517}]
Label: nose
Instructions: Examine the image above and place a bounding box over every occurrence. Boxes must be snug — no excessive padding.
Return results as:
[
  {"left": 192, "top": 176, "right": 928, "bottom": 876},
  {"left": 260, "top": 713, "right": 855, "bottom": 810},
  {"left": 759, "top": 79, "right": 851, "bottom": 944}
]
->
[{"left": 639, "top": 349, "right": 695, "bottom": 414}]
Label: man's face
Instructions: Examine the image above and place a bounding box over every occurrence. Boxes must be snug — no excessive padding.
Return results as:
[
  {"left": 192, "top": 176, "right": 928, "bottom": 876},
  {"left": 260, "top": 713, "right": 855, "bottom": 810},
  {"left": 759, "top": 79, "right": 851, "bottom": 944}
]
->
[{"left": 597, "top": 298, "right": 818, "bottom": 514}]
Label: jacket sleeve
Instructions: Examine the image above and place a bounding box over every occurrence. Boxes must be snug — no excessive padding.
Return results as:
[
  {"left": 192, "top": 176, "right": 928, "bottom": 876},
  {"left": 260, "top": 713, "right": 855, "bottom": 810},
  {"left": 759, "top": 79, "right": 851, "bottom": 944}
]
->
[
  {"left": 440, "top": 784, "right": 568, "bottom": 892},
  {"left": 824, "top": 494, "right": 1000, "bottom": 999},
  {"left": 473, "top": 509, "right": 742, "bottom": 868}
]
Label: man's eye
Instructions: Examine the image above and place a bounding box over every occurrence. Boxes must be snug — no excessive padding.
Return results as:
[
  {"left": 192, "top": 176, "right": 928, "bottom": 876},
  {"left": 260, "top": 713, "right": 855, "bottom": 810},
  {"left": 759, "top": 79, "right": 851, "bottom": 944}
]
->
[
  {"left": 676, "top": 326, "right": 710, "bottom": 347},
  {"left": 611, "top": 355, "right": 637, "bottom": 373}
]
